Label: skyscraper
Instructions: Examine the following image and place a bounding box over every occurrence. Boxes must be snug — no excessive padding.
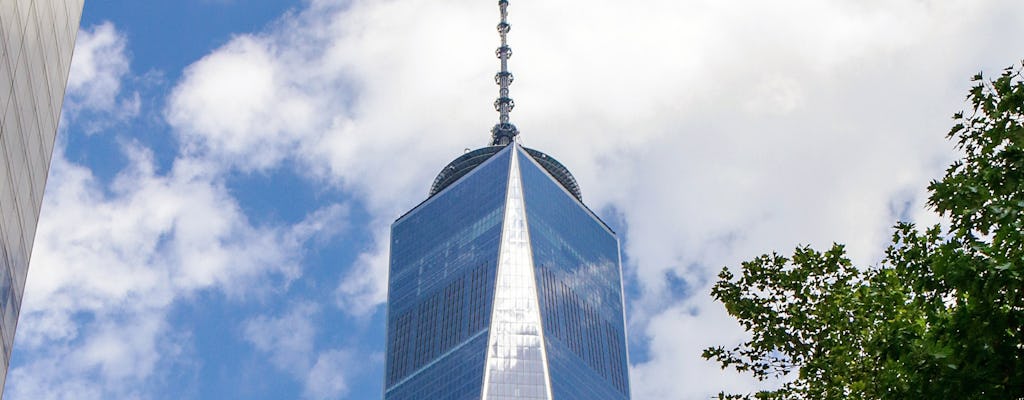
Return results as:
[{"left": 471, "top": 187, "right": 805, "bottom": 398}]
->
[
  {"left": 0, "top": 0, "right": 85, "bottom": 392},
  {"left": 384, "top": 1, "right": 630, "bottom": 399}
]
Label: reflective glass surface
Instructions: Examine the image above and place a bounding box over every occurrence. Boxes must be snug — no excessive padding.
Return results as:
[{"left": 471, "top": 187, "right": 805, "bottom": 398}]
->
[
  {"left": 385, "top": 147, "right": 512, "bottom": 399},
  {"left": 385, "top": 333, "right": 491, "bottom": 400},
  {"left": 481, "top": 148, "right": 551, "bottom": 400},
  {"left": 0, "top": 0, "right": 83, "bottom": 391},
  {"left": 519, "top": 149, "right": 631, "bottom": 399},
  {"left": 386, "top": 144, "right": 631, "bottom": 400}
]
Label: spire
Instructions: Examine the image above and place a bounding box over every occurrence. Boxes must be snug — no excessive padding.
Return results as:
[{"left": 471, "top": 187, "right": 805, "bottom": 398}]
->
[{"left": 490, "top": 0, "right": 518, "bottom": 146}]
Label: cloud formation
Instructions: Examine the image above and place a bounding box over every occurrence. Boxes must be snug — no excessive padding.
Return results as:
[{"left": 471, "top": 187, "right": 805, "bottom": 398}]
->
[
  {"left": 8, "top": 23, "right": 348, "bottom": 399},
  {"left": 63, "top": 22, "right": 139, "bottom": 126},
  {"left": 9, "top": 145, "right": 346, "bottom": 398},
  {"left": 243, "top": 303, "right": 352, "bottom": 399}
]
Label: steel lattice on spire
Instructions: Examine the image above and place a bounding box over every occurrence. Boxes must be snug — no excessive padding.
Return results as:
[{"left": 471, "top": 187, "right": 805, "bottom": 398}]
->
[{"left": 490, "top": 0, "right": 518, "bottom": 146}]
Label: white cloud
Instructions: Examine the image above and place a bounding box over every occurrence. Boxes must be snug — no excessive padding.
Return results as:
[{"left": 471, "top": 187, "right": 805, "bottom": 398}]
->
[
  {"left": 244, "top": 302, "right": 318, "bottom": 372},
  {"left": 630, "top": 294, "right": 766, "bottom": 399},
  {"left": 165, "top": 0, "right": 499, "bottom": 207},
  {"left": 10, "top": 20, "right": 349, "bottom": 393},
  {"left": 8, "top": 138, "right": 345, "bottom": 397},
  {"left": 334, "top": 227, "right": 389, "bottom": 317},
  {"left": 64, "top": 22, "right": 139, "bottom": 125},
  {"left": 242, "top": 303, "right": 354, "bottom": 400},
  {"left": 166, "top": 35, "right": 321, "bottom": 170},
  {"left": 305, "top": 350, "right": 352, "bottom": 400}
]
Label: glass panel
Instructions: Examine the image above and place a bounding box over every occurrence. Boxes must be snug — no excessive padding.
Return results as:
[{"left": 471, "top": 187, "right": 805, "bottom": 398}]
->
[
  {"left": 481, "top": 146, "right": 551, "bottom": 400},
  {"left": 519, "top": 149, "right": 631, "bottom": 399},
  {"left": 385, "top": 332, "right": 489, "bottom": 400},
  {"left": 384, "top": 146, "right": 512, "bottom": 399}
]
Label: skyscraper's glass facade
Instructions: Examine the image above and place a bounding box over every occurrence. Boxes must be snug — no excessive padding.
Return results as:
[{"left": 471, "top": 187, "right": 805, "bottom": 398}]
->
[
  {"left": 0, "top": 0, "right": 84, "bottom": 392},
  {"left": 385, "top": 144, "right": 630, "bottom": 399},
  {"left": 519, "top": 150, "right": 629, "bottom": 400},
  {"left": 386, "top": 148, "right": 510, "bottom": 399}
]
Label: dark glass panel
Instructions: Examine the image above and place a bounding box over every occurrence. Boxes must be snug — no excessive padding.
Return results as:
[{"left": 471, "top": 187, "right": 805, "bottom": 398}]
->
[
  {"left": 386, "top": 332, "right": 490, "bottom": 400},
  {"left": 385, "top": 147, "right": 512, "bottom": 396},
  {"left": 518, "top": 149, "right": 630, "bottom": 399}
]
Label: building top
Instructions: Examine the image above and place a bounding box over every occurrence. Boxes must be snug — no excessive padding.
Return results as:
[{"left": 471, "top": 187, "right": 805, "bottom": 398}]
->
[
  {"left": 429, "top": 0, "right": 581, "bottom": 201},
  {"left": 429, "top": 145, "right": 582, "bottom": 201}
]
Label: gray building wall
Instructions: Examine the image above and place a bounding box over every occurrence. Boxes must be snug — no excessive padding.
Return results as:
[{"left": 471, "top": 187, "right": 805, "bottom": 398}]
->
[{"left": 0, "top": 0, "right": 85, "bottom": 391}]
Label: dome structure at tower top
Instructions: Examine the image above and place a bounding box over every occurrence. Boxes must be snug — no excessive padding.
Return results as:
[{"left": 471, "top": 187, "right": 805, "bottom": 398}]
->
[{"left": 429, "top": 145, "right": 582, "bottom": 201}]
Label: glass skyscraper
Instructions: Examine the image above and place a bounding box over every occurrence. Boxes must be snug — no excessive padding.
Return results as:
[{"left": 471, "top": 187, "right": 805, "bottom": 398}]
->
[
  {"left": 384, "top": 143, "right": 631, "bottom": 399},
  {"left": 385, "top": 1, "right": 629, "bottom": 397},
  {"left": 0, "top": 0, "right": 85, "bottom": 392}
]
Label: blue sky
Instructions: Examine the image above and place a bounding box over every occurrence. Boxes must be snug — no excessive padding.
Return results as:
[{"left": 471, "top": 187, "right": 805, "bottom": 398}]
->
[{"left": 8, "top": 0, "right": 1024, "bottom": 399}]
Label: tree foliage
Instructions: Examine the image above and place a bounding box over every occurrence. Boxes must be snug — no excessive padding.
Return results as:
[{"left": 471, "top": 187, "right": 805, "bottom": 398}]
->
[{"left": 704, "top": 62, "right": 1024, "bottom": 399}]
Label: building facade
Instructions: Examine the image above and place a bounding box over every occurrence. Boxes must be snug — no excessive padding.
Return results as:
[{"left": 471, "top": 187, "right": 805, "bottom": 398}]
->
[
  {"left": 384, "top": 143, "right": 631, "bottom": 399},
  {"left": 0, "top": 0, "right": 85, "bottom": 391}
]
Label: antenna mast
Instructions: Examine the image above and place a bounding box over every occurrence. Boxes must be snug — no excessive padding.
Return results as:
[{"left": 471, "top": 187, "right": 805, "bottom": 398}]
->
[{"left": 490, "top": 0, "right": 518, "bottom": 146}]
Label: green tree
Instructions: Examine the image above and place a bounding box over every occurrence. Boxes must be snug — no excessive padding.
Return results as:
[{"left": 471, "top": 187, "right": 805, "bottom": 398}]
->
[{"left": 703, "top": 62, "right": 1024, "bottom": 399}]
